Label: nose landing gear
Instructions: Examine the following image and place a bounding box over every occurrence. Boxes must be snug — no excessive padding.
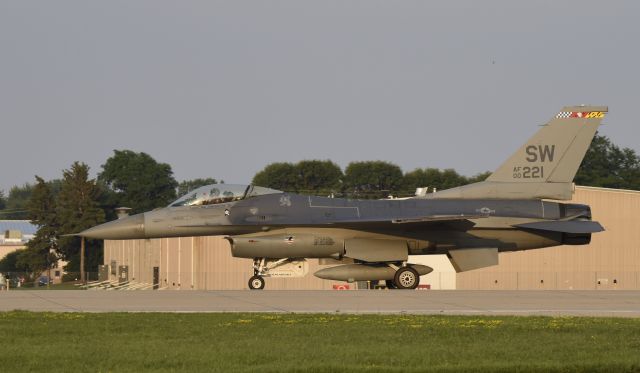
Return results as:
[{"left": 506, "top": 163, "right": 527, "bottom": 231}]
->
[
  {"left": 248, "top": 275, "right": 265, "bottom": 290},
  {"left": 247, "top": 258, "right": 309, "bottom": 290},
  {"left": 248, "top": 258, "right": 267, "bottom": 290}
]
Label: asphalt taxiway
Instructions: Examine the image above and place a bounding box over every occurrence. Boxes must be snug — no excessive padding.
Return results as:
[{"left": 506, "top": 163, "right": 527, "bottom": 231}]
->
[{"left": 1, "top": 290, "right": 640, "bottom": 317}]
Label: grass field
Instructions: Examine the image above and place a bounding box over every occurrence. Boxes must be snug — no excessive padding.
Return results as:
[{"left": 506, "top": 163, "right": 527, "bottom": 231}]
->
[{"left": 1, "top": 312, "right": 639, "bottom": 372}]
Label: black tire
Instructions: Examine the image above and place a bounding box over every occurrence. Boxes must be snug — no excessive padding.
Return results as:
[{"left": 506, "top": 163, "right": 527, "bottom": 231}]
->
[
  {"left": 393, "top": 267, "right": 420, "bottom": 289},
  {"left": 385, "top": 280, "right": 396, "bottom": 289},
  {"left": 248, "top": 275, "right": 265, "bottom": 290}
]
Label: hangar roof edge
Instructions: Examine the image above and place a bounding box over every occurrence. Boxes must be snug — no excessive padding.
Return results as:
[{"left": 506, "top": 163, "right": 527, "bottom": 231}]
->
[{"left": 575, "top": 185, "right": 640, "bottom": 195}]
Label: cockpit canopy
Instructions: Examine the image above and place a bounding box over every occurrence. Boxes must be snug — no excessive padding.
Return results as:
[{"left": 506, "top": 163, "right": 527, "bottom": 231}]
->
[{"left": 169, "top": 184, "right": 282, "bottom": 207}]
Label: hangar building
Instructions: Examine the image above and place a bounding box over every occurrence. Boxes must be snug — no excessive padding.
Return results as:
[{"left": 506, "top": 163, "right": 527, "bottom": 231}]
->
[{"left": 103, "top": 186, "right": 640, "bottom": 290}]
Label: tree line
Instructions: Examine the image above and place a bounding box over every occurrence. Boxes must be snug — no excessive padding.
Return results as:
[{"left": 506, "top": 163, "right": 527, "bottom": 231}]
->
[
  {"left": 0, "top": 150, "right": 217, "bottom": 280},
  {"left": 251, "top": 135, "right": 640, "bottom": 197},
  {"left": 252, "top": 160, "right": 491, "bottom": 199},
  {"left": 0, "top": 134, "right": 639, "bottom": 278}
]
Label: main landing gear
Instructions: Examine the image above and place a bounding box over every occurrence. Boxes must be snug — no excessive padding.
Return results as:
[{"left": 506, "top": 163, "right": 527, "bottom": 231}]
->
[
  {"left": 369, "top": 265, "right": 422, "bottom": 290},
  {"left": 392, "top": 266, "right": 420, "bottom": 289}
]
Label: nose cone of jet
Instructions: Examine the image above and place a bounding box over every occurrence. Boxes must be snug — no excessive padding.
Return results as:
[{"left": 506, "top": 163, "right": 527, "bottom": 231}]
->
[{"left": 80, "top": 213, "right": 145, "bottom": 240}]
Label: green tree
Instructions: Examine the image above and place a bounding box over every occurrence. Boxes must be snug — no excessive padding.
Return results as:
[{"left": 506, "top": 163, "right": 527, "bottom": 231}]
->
[
  {"left": 403, "top": 168, "right": 464, "bottom": 195},
  {"left": 98, "top": 150, "right": 178, "bottom": 213},
  {"left": 1, "top": 183, "right": 33, "bottom": 219},
  {"left": 46, "top": 179, "right": 64, "bottom": 196},
  {"left": 295, "top": 160, "right": 343, "bottom": 195},
  {"left": 344, "top": 161, "right": 403, "bottom": 198},
  {"left": 466, "top": 171, "right": 492, "bottom": 184},
  {"left": 57, "top": 162, "right": 106, "bottom": 279},
  {"left": 402, "top": 168, "right": 490, "bottom": 195},
  {"left": 177, "top": 178, "right": 219, "bottom": 197},
  {"left": 253, "top": 160, "right": 343, "bottom": 195},
  {"left": 0, "top": 249, "right": 27, "bottom": 273},
  {"left": 575, "top": 134, "right": 640, "bottom": 190},
  {"left": 0, "top": 190, "right": 6, "bottom": 210},
  {"left": 252, "top": 162, "right": 298, "bottom": 192},
  {"left": 17, "top": 176, "right": 60, "bottom": 277}
]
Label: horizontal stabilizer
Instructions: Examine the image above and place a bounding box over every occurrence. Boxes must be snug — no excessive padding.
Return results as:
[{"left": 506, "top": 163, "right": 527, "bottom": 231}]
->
[
  {"left": 514, "top": 220, "right": 604, "bottom": 234},
  {"left": 447, "top": 248, "right": 498, "bottom": 272}
]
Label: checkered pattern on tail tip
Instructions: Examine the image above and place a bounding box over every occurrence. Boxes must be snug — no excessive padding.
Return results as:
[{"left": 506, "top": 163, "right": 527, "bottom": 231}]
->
[{"left": 556, "top": 112, "right": 572, "bottom": 118}]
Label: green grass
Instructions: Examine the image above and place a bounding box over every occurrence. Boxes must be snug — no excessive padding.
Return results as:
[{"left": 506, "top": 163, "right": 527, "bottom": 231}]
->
[{"left": 1, "top": 312, "right": 639, "bottom": 372}]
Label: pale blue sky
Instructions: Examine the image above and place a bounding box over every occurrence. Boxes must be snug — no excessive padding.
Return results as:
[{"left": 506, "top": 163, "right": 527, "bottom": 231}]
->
[{"left": 1, "top": 1, "right": 638, "bottom": 192}]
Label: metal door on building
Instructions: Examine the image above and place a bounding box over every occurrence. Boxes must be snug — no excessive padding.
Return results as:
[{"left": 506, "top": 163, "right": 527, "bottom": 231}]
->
[
  {"left": 153, "top": 267, "right": 159, "bottom": 290},
  {"left": 98, "top": 265, "right": 109, "bottom": 282},
  {"left": 118, "top": 265, "right": 129, "bottom": 284}
]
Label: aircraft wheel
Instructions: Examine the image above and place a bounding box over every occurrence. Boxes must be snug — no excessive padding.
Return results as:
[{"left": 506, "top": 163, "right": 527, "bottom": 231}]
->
[
  {"left": 385, "top": 280, "right": 396, "bottom": 289},
  {"left": 393, "top": 267, "right": 420, "bottom": 289},
  {"left": 248, "top": 275, "right": 265, "bottom": 290}
]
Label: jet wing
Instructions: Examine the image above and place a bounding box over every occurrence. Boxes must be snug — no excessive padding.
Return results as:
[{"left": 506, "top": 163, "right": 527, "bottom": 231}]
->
[{"left": 174, "top": 214, "right": 486, "bottom": 230}]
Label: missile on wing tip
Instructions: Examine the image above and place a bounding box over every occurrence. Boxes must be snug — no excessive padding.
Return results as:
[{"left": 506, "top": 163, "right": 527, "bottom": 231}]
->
[{"left": 314, "top": 263, "right": 432, "bottom": 282}]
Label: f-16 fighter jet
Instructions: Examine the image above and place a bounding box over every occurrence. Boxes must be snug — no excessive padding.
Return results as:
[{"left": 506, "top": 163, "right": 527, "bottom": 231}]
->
[{"left": 81, "top": 106, "right": 607, "bottom": 289}]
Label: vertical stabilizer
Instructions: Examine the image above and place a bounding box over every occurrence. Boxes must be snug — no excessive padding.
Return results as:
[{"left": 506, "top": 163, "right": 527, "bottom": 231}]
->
[
  {"left": 487, "top": 106, "right": 608, "bottom": 183},
  {"left": 427, "top": 105, "right": 608, "bottom": 200}
]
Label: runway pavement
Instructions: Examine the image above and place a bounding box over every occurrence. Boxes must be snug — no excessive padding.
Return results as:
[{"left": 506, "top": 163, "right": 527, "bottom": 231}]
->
[{"left": 2, "top": 290, "right": 640, "bottom": 316}]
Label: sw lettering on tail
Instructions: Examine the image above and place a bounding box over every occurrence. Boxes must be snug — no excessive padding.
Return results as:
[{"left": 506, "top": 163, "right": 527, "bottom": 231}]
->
[{"left": 427, "top": 105, "right": 608, "bottom": 200}]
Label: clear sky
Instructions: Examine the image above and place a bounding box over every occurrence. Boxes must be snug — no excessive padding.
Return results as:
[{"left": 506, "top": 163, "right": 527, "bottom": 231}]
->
[{"left": 1, "top": 1, "right": 638, "bottom": 193}]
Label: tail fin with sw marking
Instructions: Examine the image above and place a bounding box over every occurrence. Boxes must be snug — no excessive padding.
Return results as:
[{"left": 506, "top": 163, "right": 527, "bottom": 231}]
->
[{"left": 428, "top": 105, "right": 608, "bottom": 200}]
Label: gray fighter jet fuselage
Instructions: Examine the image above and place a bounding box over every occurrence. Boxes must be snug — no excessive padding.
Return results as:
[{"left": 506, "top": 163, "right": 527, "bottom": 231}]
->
[{"left": 81, "top": 105, "right": 608, "bottom": 289}]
